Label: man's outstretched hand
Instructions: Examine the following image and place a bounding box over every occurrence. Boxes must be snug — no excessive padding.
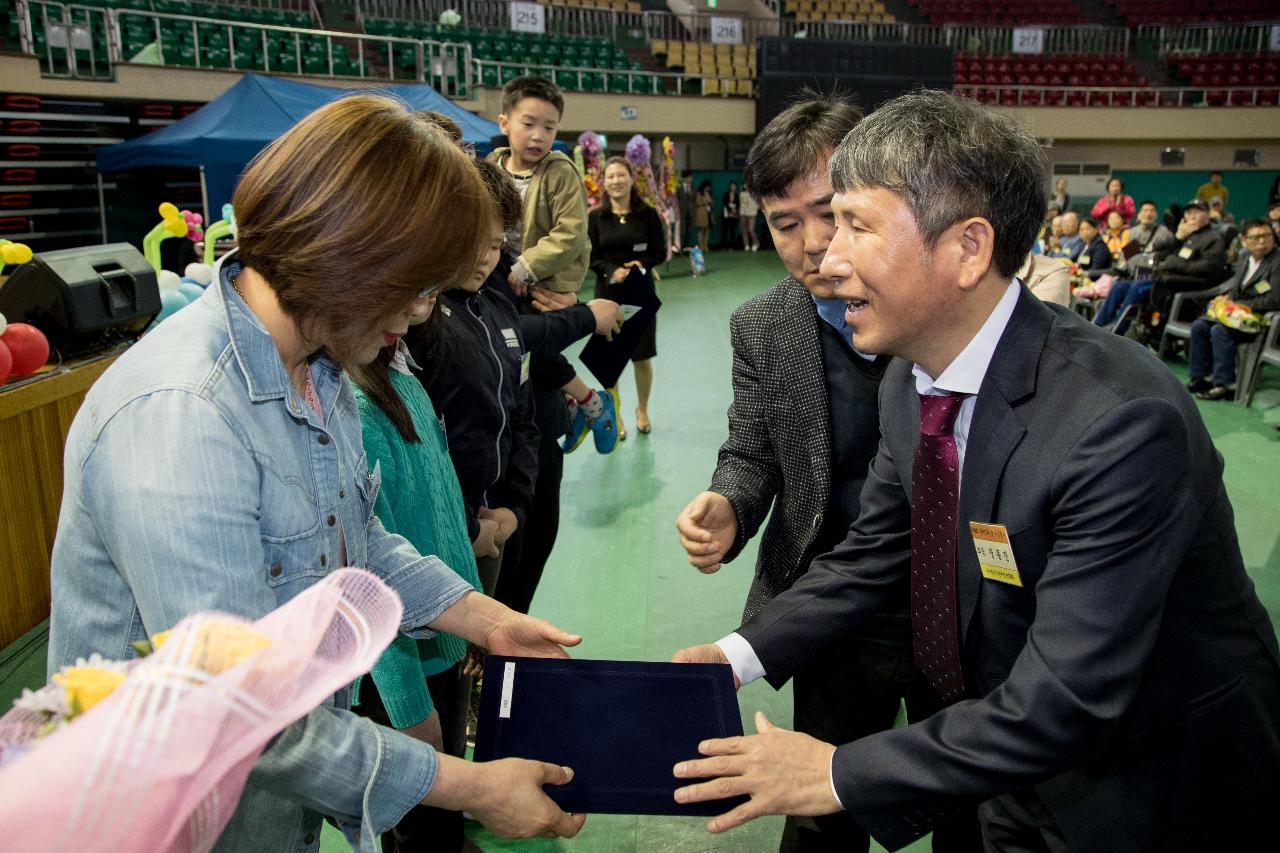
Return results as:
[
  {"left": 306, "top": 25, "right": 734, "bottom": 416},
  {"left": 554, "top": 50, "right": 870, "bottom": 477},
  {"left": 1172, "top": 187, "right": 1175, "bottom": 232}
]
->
[{"left": 673, "top": 711, "right": 840, "bottom": 834}]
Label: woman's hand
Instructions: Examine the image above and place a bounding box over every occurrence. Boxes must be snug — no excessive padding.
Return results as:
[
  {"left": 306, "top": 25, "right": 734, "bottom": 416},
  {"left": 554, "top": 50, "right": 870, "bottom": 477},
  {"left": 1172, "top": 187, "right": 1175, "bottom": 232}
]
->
[
  {"left": 610, "top": 266, "right": 629, "bottom": 283},
  {"left": 485, "top": 612, "right": 581, "bottom": 661},
  {"left": 425, "top": 755, "right": 585, "bottom": 839}
]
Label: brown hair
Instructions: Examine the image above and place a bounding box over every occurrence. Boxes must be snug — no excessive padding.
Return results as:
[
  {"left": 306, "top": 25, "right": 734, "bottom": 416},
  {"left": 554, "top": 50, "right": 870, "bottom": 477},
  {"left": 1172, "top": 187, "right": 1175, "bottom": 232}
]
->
[
  {"left": 743, "top": 89, "right": 862, "bottom": 204},
  {"left": 602, "top": 156, "right": 647, "bottom": 216},
  {"left": 500, "top": 75, "right": 564, "bottom": 117},
  {"left": 232, "top": 94, "right": 493, "bottom": 367},
  {"left": 414, "top": 109, "right": 463, "bottom": 143},
  {"left": 473, "top": 158, "right": 523, "bottom": 231},
  {"left": 351, "top": 158, "right": 518, "bottom": 443}
]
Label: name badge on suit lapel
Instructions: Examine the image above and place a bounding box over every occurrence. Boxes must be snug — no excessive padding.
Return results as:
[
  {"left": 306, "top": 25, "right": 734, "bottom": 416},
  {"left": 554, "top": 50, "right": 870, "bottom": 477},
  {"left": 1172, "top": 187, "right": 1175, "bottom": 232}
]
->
[
  {"left": 1178, "top": 246, "right": 1195, "bottom": 260},
  {"left": 969, "top": 522, "right": 1023, "bottom": 587},
  {"left": 1255, "top": 280, "right": 1271, "bottom": 294},
  {"left": 1079, "top": 254, "right": 1092, "bottom": 267}
]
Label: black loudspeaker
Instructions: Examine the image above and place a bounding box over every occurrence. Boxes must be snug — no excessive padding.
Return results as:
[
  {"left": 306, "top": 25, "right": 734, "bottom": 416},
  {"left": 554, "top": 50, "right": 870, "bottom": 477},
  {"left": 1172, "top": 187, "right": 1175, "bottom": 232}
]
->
[
  {"left": 0, "top": 242, "right": 159, "bottom": 358},
  {"left": 756, "top": 37, "right": 954, "bottom": 133}
]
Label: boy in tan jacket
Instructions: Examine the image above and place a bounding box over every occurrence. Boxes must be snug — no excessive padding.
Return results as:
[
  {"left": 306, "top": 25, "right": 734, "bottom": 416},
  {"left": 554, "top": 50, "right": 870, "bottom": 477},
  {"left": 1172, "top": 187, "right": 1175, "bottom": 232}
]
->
[{"left": 486, "top": 76, "right": 618, "bottom": 455}]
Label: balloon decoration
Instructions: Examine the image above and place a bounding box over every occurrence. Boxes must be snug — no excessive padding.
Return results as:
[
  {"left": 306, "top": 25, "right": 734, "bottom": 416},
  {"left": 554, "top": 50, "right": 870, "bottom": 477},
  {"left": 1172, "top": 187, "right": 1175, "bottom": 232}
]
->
[
  {"left": 577, "top": 131, "right": 603, "bottom": 210},
  {"left": 181, "top": 210, "right": 204, "bottom": 244},
  {"left": 143, "top": 203, "right": 189, "bottom": 273},
  {"left": 0, "top": 239, "right": 33, "bottom": 267},
  {"left": 0, "top": 337, "right": 11, "bottom": 386},
  {"left": 202, "top": 204, "right": 236, "bottom": 266},
  {"left": 184, "top": 262, "right": 214, "bottom": 286},
  {"left": 0, "top": 322, "right": 50, "bottom": 379}
]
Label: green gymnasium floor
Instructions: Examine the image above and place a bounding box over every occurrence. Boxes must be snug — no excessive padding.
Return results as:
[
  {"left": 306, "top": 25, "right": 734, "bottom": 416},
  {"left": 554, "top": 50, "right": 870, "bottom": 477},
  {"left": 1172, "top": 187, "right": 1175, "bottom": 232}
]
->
[{"left": 3, "top": 249, "right": 1278, "bottom": 852}]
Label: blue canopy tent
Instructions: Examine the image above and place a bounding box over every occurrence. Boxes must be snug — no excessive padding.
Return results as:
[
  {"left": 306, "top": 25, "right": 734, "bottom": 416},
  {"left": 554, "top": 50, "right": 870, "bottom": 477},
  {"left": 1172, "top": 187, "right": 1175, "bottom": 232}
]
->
[{"left": 95, "top": 74, "right": 502, "bottom": 217}]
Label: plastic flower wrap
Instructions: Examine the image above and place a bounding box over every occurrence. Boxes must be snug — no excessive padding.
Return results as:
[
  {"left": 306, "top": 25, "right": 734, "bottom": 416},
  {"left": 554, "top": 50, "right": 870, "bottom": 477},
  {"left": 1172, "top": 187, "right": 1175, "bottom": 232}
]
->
[
  {"left": 1207, "top": 294, "right": 1267, "bottom": 334},
  {"left": 578, "top": 130, "right": 604, "bottom": 209},
  {"left": 626, "top": 134, "right": 673, "bottom": 260},
  {"left": 661, "top": 137, "right": 677, "bottom": 197},
  {"left": 0, "top": 569, "right": 402, "bottom": 852},
  {"left": 439, "top": 9, "right": 461, "bottom": 27},
  {"left": 572, "top": 144, "right": 586, "bottom": 178}
]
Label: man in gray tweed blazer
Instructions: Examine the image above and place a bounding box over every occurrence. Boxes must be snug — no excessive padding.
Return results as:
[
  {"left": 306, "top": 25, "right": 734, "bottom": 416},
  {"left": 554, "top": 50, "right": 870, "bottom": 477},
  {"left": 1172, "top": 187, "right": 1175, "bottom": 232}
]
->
[{"left": 677, "top": 96, "right": 977, "bottom": 853}]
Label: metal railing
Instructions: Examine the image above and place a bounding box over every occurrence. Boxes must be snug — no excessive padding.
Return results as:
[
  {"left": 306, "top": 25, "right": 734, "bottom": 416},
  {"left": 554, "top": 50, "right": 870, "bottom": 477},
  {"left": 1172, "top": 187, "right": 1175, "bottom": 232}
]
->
[
  {"left": 955, "top": 83, "right": 1280, "bottom": 107},
  {"left": 473, "top": 56, "right": 753, "bottom": 96},
  {"left": 358, "top": 0, "right": 644, "bottom": 38},
  {"left": 1138, "top": 22, "right": 1280, "bottom": 56},
  {"left": 18, "top": 1, "right": 113, "bottom": 79},
  {"left": 12, "top": 2, "right": 473, "bottom": 93}
]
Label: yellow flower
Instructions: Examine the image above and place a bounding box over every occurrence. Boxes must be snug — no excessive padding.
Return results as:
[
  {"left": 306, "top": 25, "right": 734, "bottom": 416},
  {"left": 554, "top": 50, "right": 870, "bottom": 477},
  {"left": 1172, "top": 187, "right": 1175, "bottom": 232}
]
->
[
  {"left": 53, "top": 667, "right": 126, "bottom": 716},
  {"left": 154, "top": 620, "right": 272, "bottom": 675}
]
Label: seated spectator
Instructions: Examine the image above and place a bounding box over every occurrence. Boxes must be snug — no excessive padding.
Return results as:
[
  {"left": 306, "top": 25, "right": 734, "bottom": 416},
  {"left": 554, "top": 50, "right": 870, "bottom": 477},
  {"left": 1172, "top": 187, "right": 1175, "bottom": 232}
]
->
[
  {"left": 1268, "top": 201, "right": 1280, "bottom": 239},
  {"left": 1090, "top": 199, "right": 1218, "bottom": 333},
  {"left": 1196, "top": 170, "right": 1229, "bottom": 208},
  {"left": 1103, "top": 210, "right": 1131, "bottom": 259},
  {"left": 1018, "top": 252, "right": 1070, "bottom": 306},
  {"left": 1049, "top": 210, "right": 1084, "bottom": 260},
  {"left": 1128, "top": 200, "right": 1177, "bottom": 255},
  {"left": 1036, "top": 212, "right": 1063, "bottom": 255},
  {"left": 1149, "top": 199, "right": 1230, "bottom": 329},
  {"left": 1091, "top": 177, "right": 1136, "bottom": 225},
  {"left": 1076, "top": 217, "right": 1112, "bottom": 279},
  {"left": 1209, "top": 196, "right": 1236, "bottom": 227},
  {"left": 1186, "top": 219, "right": 1280, "bottom": 401}
]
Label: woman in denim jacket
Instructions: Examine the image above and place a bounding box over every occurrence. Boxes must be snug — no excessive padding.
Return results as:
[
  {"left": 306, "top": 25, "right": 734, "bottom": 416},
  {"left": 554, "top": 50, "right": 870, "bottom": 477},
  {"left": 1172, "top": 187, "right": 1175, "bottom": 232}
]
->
[{"left": 47, "top": 96, "right": 585, "bottom": 852}]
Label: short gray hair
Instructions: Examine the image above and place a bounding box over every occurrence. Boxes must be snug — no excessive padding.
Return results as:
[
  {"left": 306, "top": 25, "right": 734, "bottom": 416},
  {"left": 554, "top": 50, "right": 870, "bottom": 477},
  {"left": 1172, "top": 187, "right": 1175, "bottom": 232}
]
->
[{"left": 828, "top": 90, "right": 1047, "bottom": 279}]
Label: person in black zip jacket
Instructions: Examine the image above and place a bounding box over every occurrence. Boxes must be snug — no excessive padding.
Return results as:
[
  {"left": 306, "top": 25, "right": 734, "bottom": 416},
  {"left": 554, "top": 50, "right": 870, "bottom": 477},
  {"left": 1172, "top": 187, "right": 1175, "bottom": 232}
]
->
[
  {"left": 411, "top": 159, "right": 623, "bottom": 604},
  {"left": 489, "top": 266, "right": 622, "bottom": 616}
]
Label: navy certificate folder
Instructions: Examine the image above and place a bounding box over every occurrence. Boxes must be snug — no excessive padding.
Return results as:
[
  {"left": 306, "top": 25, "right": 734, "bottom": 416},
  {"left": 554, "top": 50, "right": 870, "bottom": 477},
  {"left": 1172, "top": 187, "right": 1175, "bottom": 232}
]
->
[
  {"left": 578, "top": 266, "right": 662, "bottom": 389},
  {"left": 473, "top": 656, "right": 747, "bottom": 816}
]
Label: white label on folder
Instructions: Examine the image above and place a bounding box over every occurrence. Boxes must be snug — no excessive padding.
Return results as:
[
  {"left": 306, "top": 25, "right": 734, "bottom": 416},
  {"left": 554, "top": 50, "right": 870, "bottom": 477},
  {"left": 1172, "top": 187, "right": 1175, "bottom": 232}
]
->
[
  {"left": 499, "top": 661, "right": 516, "bottom": 718},
  {"left": 619, "top": 304, "right": 643, "bottom": 322}
]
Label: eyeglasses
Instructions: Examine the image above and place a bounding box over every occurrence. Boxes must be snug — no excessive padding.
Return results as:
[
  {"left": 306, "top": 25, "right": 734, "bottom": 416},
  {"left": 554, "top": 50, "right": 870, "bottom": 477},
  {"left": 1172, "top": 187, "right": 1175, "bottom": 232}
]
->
[{"left": 1243, "top": 233, "right": 1274, "bottom": 242}]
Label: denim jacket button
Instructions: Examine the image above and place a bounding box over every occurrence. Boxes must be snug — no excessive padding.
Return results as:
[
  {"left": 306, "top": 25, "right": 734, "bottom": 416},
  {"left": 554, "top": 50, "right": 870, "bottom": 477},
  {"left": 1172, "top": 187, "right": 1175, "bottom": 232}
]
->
[
  {"left": 303, "top": 833, "right": 315, "bottom": 845},
  {"left": 327, "top": 515, "right": 336, "bottom": 526},
  {"left": 317, "top": 434, "right": 330, "bottom": 446},
  {"left": 269, "top": 563, "right": 282, "bottom": 577},
  {"left": 320, "top": 554, "right": 327, "bottom": 567}
]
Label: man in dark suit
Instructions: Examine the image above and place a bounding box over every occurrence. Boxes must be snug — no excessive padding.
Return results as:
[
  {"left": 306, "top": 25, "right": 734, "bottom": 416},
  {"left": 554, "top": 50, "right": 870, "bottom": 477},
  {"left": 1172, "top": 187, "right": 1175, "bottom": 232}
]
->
[
  {"left": 1187, "top": 218, "right": 1280, "bottom": 400},
  {"left": 673, "top": 91, "right": 1280, "bottom": 851},
  {"left": 676, "top": 96, "right": 976, "bottom": 853}
]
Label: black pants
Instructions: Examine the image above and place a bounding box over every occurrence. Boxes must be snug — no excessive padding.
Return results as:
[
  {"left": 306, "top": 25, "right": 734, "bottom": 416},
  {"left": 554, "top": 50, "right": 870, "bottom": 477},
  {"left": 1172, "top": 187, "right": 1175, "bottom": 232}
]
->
[
  {"left": 780, "top": 638, "right": 983, "bottom": 853},
  {"left": 355, "top": 664, "right": 471, "bottom": 853},
  {"left": 494, "top": 431, "right": 564, "bottom": 615}
]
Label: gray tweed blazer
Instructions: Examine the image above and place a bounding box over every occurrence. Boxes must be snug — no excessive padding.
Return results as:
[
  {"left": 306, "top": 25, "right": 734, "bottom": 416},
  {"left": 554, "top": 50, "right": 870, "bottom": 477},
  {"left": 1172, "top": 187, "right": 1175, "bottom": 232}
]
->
[{"left": 708, "top": 276, "right": 835, "bottom": 621}]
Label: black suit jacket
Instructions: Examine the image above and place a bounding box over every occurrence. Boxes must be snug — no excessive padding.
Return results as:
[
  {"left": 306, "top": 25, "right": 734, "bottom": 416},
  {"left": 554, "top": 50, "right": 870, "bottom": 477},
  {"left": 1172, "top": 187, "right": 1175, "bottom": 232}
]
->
[
  {"left": 1228, "top": 247, "right": 1280, "bottom": 315},
  {"left": 708, "top": 277, "right": 835, "bottom": 621},
  {"left": 739, "top": 286, "right": 1280, "bottom": 850}
]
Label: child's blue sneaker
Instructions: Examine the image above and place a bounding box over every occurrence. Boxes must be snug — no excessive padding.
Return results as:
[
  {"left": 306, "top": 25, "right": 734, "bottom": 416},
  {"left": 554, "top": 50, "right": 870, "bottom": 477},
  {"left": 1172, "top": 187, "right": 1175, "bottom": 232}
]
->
[
  {"left": 589, "top": 389, "right": 619, "bottom": 454},
  {"left": 561, "top": 401, "right": 589, "bottom": 454}
]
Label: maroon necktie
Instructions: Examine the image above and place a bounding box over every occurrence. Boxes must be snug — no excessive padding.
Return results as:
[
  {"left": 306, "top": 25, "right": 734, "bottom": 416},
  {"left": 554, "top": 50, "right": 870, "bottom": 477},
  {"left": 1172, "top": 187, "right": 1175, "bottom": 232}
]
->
[{"left": 911, "top": 391, "right": 969, "bottom": 702}]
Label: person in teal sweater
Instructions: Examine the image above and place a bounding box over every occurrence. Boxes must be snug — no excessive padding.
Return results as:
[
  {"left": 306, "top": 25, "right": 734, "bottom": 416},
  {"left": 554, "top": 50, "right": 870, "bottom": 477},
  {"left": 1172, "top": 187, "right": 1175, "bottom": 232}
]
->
[{"left": 350, "top": 288, "right": 484, "bottom": 853}]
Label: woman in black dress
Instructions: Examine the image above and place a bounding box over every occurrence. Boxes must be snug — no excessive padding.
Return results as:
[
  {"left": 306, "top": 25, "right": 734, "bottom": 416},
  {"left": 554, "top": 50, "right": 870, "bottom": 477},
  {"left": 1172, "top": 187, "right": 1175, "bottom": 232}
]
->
[{"left": 589, "top": 156, "right": 666, "bottom": 434}]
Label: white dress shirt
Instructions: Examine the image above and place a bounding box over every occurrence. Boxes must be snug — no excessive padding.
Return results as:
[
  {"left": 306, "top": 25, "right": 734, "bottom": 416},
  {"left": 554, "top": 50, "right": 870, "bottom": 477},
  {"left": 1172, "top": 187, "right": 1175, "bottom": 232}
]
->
[{"left": 714, "top": 279, "right": 1023, "bottom": 805}]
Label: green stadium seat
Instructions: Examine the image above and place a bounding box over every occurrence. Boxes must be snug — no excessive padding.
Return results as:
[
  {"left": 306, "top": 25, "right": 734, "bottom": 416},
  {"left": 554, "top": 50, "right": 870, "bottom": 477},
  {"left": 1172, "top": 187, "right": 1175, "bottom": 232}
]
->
[{"left": 482, "top": 65, "right": 500, "bottom": 87}]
